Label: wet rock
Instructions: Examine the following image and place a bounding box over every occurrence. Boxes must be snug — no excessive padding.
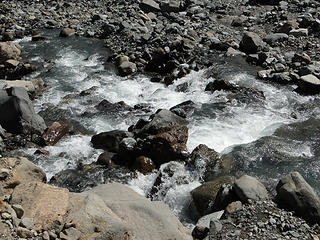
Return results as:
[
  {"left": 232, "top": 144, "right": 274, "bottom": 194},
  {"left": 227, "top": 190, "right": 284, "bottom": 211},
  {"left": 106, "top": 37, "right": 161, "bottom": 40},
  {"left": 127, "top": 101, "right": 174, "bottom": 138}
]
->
[
  {"left": 205, "top": 80, "right": 238, "bottom": 93},
  {"left": 189, "top": 144, "right": 221, "bottom": 181},
  {"left": 96, "top": 151, "right": 116, "bottom": 167},
  {"left": 132, "top": 156, "right": 155, "bottom": 174},
  {"left": 276, "top": 171, "right": 320, "bottom": 224},
  {"left": 191, "top": 176, "right": 235, "bottom": 216},
  {"left": 0, "top": 87, "right": 46, "bottom": 134},
  {"left": 50, "top": 164, "right": 132, "bottom": 192},
  {"left": 31, "top": 34, "right": 49, "bottom": 41},
  {"left": 0, "top": 42, "right": 21, "bottom": 63},
  {"left": 67, "top": 183, "right": 192, "bottom": 239},
  {"left": 11, "top": 181, "right": 69, "bottom": 231},
  {"left": 296, "top": 74, "right": 320, "bottom": 95},
  {"left": 91, "top": 130, "right": 133, "bottom": 152},
  {"left": 42, "top": 121, "right": 70, "bottom": 146},
  {"left": 134, "top": 109, "right": 188, "bottom": 165},
  {"left": 118, "top": 60, "right": 137, "bottom": 76},
  {"left": 96, "top": 99, "right": 133, "bottom": 113},
  {"left": 170, "top": 100, "right": 196, "bottom": 118},
  {"left": 239, "top": 32, "right": 264, "bottom": 54},
  {"left": 59, "top": 28, "right": 76, "bottom": 37},
  {"left": 234, "top": 175, "right": 269, "bottom": 203}
]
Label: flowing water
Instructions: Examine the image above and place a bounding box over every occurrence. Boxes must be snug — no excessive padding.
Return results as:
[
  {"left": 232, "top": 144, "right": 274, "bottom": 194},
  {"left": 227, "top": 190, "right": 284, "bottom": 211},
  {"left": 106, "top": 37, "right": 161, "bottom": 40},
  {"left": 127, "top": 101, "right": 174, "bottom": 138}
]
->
[{"left": 15, "top": 31, "right": 320, "bottom": 227}]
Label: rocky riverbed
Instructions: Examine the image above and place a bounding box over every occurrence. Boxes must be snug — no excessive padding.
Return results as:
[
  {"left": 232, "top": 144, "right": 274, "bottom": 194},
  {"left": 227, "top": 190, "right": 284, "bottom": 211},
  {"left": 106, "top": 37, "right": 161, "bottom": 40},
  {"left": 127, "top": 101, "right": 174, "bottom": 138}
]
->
[{"left": 1, "top": 0, "right": 320, "bottom": 239}]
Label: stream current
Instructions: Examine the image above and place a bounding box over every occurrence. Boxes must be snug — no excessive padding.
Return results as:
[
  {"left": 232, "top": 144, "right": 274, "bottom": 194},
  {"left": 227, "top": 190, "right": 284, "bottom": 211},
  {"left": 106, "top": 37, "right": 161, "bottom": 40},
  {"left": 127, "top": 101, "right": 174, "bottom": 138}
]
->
[{"left": 15, "top": 31, "right": 320, "bottom": 227}]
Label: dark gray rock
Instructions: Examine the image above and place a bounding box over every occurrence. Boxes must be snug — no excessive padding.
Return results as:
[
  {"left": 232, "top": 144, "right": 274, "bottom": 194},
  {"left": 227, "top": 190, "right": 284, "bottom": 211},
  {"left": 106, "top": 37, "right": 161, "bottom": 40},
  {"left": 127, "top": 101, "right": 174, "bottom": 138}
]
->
[
  {"left": 263, "top": 33, "right": 288, "bottom": 45},
  {"left": 91, "top": 130, "right": 133, "bottom": 152},
  {"left": 0, "top": 87, "right": 46, "bottom": 134},
  {"left": 139, "top": 0, "right": 161, "bottom": 12},
  {"left": 239, "top": 32, "right": 264, "bottom": 54},
  {"left": 276, "top": 171, "right": 320, "bottom": 224}
]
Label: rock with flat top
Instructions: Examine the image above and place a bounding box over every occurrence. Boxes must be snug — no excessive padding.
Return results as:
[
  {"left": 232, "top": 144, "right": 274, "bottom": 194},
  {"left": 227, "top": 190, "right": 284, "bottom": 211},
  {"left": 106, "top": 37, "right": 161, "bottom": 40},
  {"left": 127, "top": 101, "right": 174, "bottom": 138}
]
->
[{"left": 234, "top": 175, "right": 268, "bottom": 202}]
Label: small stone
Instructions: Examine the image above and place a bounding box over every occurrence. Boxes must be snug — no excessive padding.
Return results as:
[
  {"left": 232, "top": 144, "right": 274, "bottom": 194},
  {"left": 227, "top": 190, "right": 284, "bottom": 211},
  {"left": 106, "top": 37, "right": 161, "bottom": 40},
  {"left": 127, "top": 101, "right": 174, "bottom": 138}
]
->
[
  {"left": 289, "top": 28, "right": 308, "bottom": 37},
  {"left": 226, "top": 201, "right": 243, "bottom": 214},
  {"left": 1, "top": 212, "right": 11, "bottom": 219},
  {"left": 269, "top": 217, "right": 276, "bottom": 225},
  {"left": 42, "top": 231, "right": 50, "bottom": 240},
  {"left": 16, "top": 226, "right": 33, "bottom": 238},
  {"left": 0, "top": 168, "right": 10, "bottom": 180},
  {"left": 12, "top": 204, "right": 24, "bottom": 219}
]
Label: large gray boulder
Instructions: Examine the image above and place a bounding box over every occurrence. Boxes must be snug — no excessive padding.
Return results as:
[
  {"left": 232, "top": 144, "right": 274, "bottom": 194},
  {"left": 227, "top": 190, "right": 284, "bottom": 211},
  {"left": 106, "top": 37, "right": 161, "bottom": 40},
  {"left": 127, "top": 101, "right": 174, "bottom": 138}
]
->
[
  {"left": 234, "top": 175, "right": 268, "bottom": 202},
  {"left": 239, "top": 32, "right": 264, "bottom": 54},
  {"left": 68, "top": 183, "right": 192, "bottom": 240},
  {"left": 276, "top": 172, "right": 320, "bottom": 223},
  {"left": 0, "top": 87, "right": 46, "bottom": 134}
]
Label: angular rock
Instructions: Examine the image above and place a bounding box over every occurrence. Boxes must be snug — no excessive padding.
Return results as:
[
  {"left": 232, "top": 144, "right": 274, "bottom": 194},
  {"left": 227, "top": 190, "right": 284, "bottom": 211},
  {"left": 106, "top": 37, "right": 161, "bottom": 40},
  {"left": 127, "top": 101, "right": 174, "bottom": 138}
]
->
[
  {"left": 296, "top": 74, "right": 320, "bottom": 95},
  {"left": 67, "top": 183, "right": 192, "bottom": 239},
  {"left": 0, "top": 87, "right": 46, "bottom": 134},
  {"left": 263, "top": 33, "right": 288, "bottom": 45},
  {"left": 91, "top": 130, "right": 133, "bottom": 152},
  {"left": 234, "top": 175, "right": 268, "bottom": 203},
  {"left": 0, "top": 42, "right": 21, "bottom": 63},
  {"left": 140, "top": 0, "right": 161, "bottom": 12},
  {"left": 191, "top": 176, "right": 235, "bottom": 216},
  {"left": 135, "top": 109, "right": 188, "bottom": 165},
  {"left": 0, "top": 157, "right": 46, "bottom": 195},
  {"left": 11, "top": 181, "right": 69, "bottom": 231},
  {"left": 276, "top": 172, "right": 320, "bottom": 223},
  {"left": 160, "top": 0, "right": 181, "bottom": 13},
  {"left": 239, "top": 32, "right": 264, "bottom": 54}
]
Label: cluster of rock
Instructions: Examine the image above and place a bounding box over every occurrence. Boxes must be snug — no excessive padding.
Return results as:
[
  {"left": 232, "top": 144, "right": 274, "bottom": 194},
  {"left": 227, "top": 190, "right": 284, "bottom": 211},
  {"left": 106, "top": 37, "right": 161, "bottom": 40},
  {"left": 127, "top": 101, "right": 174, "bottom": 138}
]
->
[
  {"left": 0, "top": 157, "right": 192, "bottom": 239},
  {"left": 191, "top": 172, "right": 320, "bottom": 239},
  {"left": 0, "top": 0, "right": 320, "bottom": 93}
]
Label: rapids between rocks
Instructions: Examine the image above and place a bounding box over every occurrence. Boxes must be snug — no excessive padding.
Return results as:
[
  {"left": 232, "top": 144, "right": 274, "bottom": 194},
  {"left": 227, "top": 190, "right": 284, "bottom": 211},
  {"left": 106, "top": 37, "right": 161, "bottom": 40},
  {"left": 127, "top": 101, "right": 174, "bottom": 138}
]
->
[{"left": 15, "top": 31, "right": 320, "bottom": 227}]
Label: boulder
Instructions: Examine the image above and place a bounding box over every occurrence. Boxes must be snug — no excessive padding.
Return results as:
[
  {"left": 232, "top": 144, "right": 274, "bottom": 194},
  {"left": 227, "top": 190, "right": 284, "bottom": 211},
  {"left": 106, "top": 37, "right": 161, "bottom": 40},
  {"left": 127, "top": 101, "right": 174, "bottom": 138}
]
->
[
  {"left": 0, "top": 42, "right": 21, "bottom": 63},
  {"left": 139, "top": 0, "right": 161, "bottom": 12},
  {"left": 239, "top": 32, "right": 264, "bottom": 54},
  {"left": 277, "top": 20, "right": 299, "bottom": 34},
  {"left": 67, "top": 183, "right": 192, "bottom": 239},
  {"left": 295, "top": 74, "right": 320, "bottom": 95},
  {"left": 160, "top": 0, "right": 181, "bottom": 12},
  {"left": 11, "top": 182, "right": 69, "bottom": 231},
  {"left": 132, "top": 156, "right": 155, "bottom": 174},
  {"left": 0, "top": 157, "right": 46, "bottom": 195},
  {"left": 135, "top": 109, "right": 188, "bottom": 165},
  {"left": 91, "top": 130, "right": 133, "bottom": 152},
  {"left": 234, "top": 175, "right": 268, "bottom": 203},
  {"left": 205, "top": 80, "right": 238, "bottom": 93},
  {"left": 59, "top": 28, "right": 76, "bottom": 37},
  {"left": 0, "top": 87, "right": 46, "bottom": 134},
  {"left": 191, "top": 176, "right": 235, "bottom": 216},
  {"left": 276, "top": 172, "right": 320, "bottom": 223},
  {"left": 96, "top": 151, "right": 116, "bottom": 167}
]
